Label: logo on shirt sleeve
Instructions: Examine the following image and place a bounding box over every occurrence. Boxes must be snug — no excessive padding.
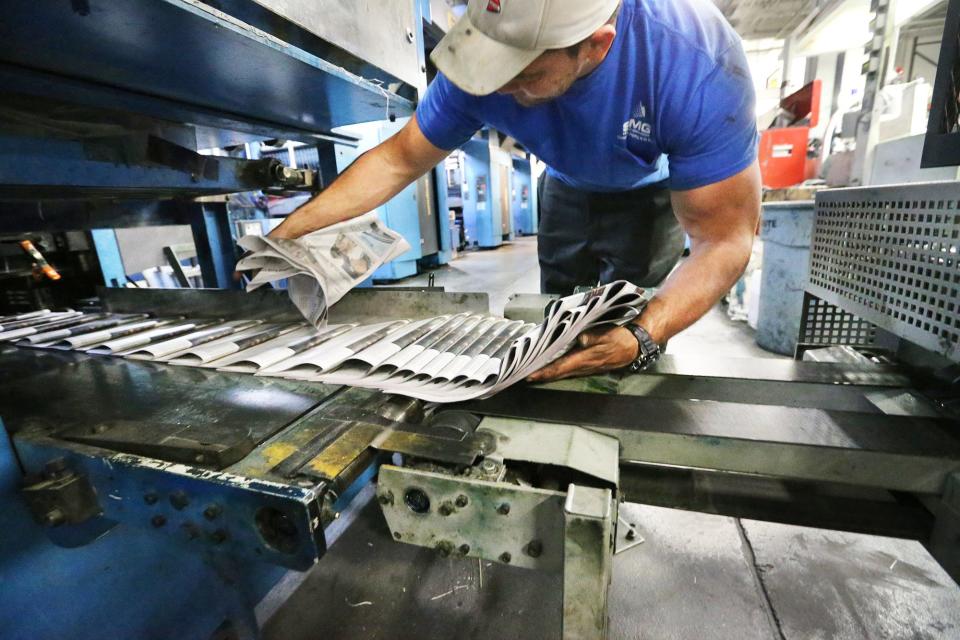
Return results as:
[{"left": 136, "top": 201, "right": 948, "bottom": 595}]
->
[
  {"left": 486, "top": 0, "right": 502, "bottom": 13},
  {"left": 619, "top": 103, "right": 653, "bottom": 144}
]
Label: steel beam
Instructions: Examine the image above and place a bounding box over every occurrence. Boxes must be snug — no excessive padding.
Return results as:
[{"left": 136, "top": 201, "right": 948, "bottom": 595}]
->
[{"left": 467, "top": 390, "right": 960, "bottom": 493}]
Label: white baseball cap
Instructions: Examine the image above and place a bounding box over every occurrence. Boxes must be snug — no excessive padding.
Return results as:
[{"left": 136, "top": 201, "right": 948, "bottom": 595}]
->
[{"left": 431, "top": 0, "right": 620, "bottom": 96}]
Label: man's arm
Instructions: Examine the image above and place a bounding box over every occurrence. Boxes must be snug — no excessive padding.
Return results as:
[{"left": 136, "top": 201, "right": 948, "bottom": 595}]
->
[
  {"left": 528, "top": 161, "right": 761, "bottom": 382},
  {"left": 270, "top": 118, "right": 450, "bottom": 240}
]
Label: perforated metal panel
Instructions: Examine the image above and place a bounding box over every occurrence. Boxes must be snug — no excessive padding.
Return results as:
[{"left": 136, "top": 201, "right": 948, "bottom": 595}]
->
[
  {"left": 808, "top": 182, "right": 960, "bottom": 362},
  {"left": 797, "top": 293, "right": 883, "bottom": 349}
]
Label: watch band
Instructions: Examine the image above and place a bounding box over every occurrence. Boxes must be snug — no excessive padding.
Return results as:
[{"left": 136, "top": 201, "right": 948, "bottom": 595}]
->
[{"left": 625, "top": 323, "right": 661, "bottom": 373}]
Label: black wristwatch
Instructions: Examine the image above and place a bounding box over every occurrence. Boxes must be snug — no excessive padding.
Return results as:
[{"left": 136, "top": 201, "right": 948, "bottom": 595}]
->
[{"left": 625, "top": 323, "right": 661, "bottom": 373}]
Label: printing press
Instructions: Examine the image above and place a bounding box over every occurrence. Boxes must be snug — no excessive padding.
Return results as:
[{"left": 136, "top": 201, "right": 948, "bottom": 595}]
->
[{"left": 1, "top": 2, "right": 960, "bottom": 639}]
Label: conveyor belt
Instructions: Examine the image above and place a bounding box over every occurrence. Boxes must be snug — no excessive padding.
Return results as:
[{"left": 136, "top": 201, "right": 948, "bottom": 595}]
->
[
  {"left": 648, "top": 354, "right": 909, "bottom": 386},
  {"left": 0, "top": 347, "right": 337, "bottom": 468},
  {"left": 462, "top": 388, "right": 958, "bottom": 456},
  {"left": 461, "top": 387, "right": 960, "bottom": 493}
]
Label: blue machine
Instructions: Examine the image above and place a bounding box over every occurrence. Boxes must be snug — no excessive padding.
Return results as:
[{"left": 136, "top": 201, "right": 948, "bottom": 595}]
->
[
  {"left": 460, "top": 134, "right": 501, "bottom": 249},
  {"left": 511, "top": 157, "right": 537, "bottom": 236},
  {"left": 0, "top": 1, "right": 425, "bottom": 638},
  {"left": 0, "top": 419, "right": 287, "bottom": 640}
]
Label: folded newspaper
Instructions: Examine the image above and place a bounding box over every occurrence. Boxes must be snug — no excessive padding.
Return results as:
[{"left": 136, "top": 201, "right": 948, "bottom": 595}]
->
[
  {"left": 258, "top": 280, "right": 649, "bottom": 402},
  {"left": 2, "top": 281, "right": 648, "bottom": 402},
  {"left": 236, "top": 212, "right": 410, "bottom": 327}
]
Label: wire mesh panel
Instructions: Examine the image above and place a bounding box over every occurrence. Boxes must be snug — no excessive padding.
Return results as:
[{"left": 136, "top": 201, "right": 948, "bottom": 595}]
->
[{"left": 808, "top": 183, "right": 960, "bottom": 362}]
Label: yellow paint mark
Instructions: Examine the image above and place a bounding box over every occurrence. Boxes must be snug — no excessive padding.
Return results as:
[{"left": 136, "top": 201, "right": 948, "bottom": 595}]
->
[
  {"left": 306, "top": 424, "right": 381, "bottom": 479},
  {"left": 261, "top": 443, "right": 299, "bottom": 467}
]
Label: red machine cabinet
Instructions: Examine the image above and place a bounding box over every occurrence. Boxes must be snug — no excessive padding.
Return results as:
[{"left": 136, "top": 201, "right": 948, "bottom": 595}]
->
[{"left": 759, "top": 80, "right": 822, "bottom": 189}]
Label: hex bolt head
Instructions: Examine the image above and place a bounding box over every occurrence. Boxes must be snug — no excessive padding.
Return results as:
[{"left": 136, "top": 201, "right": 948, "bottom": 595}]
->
[
  {"left": 455, "top": 494, "right": 469, "bottom": 508},
  {"left": 143, "top": 492, "right": 159, "bottom": 505},
  {"left": 203, "top": 504, "right": 222, "bottom": 521},
  {"left": 436, "top": 540, "right": 454, "bottom": 557},
  {"left": 497, "top": 503, "right": 511, "bottom": 515},
  {"left": 526, "top": 540, "right": 543, "bottom": 558},
  {"left": 151, "top": 515, "right": 167, "bottom": 528},
  {"left": 480, "top": 460, "right": 499, "bottom": 474},
  {"left": 438, "top": 501, "right": 455, "bottom": 516},
  {"left": 626, "top": 529, "right": 638, "bottom": 541},
  {"left": 393, "top": 531, "right": 402, "bottom": 540},
  {"left": 169, "top": 491, "right": 189, "bottom": 510},
  {"left": 499, "top": 552, "right": 512, "bottom": 564},
  {"left": 378, "top": 491, "right": 395, "bottom": 506}
]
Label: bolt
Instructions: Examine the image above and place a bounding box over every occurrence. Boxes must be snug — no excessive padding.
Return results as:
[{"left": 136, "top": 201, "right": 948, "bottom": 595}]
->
[
  {"left": 436, "top": 540, "right": 454, "bottom": 558},
  {"left": 378, "top": 491, "right": 395, "bottom": 506},
  {"left": 497, "top": 503, "right": 511, "bottom": 515},
  {"left": 458, "top": 544, "right": 470, "bottom": 556},
  {"left": 393, "top": 531, "right": 402, "bottom": 540},
  {"left": 480, "top": 460, "right": 499, "bottom": 474},
  {"left": 438, "top": 501, "right": 455, "bottom": 516},
  {"left": 455, "top": 494, "right": 469, "bottom": 508},
  {"left": 143, "top": 492, "right": 159, "bottom": 505},
  {"left": 169, "top": 491, "right": 189, "bottom": 510},
  {"left": 526, "top": 540, "right": 543, "bottom": 558},
  {"left": 406, "top": 28, "right": 415, "bottom": 43},
  {"left": 210, "top": 529, "right": 228, "bottom": 545},
  {"left": 151, "top": 515, "right": 167, "bottom": 528},
  {"left": 44, "top": 508, "right": 66, "bottom": 527},
  {"left": 44, "top": 457, "right": 68, "bottom": 478},
  {"left": 626, "top": 528, "right": 638, "bottom": 541},
  {"left": 499, "top": 552, "right": 512, "bottom": 564},
  {"left": 203, "top": 504, "right": 222, "bottom": 521}
]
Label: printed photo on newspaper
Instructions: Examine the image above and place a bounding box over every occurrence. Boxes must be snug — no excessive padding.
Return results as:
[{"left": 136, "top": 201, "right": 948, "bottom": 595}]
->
[{"left": 236, "top": 211, "right": 410, "bottom": 327}]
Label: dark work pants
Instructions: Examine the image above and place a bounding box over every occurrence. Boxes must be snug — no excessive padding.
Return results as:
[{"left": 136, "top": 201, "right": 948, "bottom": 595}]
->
[{"left": 537, "top": 174, "right": 685, "bottom": 295}]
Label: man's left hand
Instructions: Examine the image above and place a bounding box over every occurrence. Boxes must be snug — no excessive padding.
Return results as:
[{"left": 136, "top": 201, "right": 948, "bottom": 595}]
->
[{"left": 526, "top": 325, "right": 639, "bottom": 383}]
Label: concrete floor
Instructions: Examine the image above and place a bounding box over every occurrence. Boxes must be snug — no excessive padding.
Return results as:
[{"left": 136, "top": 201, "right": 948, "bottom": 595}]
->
[{"left": 263, "top": 237, "right": 960, "bottom": 639}]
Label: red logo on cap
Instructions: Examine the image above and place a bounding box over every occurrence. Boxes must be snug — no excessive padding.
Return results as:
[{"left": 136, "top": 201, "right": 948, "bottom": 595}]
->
[{"left": 486, "top": 0, "right": 501, "bottom": 13}]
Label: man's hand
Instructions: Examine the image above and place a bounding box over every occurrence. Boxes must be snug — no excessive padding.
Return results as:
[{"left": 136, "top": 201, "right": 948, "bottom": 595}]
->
[{"left": 526, "top": 325, "right": 639, "bottom": 383}]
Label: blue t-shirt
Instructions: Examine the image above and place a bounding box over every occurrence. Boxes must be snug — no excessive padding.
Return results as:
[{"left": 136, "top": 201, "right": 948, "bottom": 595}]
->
[{"left": 416, "top": 0, "right": 758, "bottom": 192}]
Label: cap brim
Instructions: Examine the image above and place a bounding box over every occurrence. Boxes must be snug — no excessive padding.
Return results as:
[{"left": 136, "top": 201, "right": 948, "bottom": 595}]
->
[{"left": 430, "top": 13, "right": 543, "bottom": 96}]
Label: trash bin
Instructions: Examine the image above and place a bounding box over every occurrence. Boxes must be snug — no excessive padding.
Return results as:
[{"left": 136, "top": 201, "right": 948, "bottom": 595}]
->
[{"left": 756, "top": 201, "right": 816, "bottom": 356}]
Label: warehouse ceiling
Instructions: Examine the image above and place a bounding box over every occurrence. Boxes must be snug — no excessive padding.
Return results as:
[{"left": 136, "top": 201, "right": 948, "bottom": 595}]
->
[{"left": 714, "top": 0, "right": 818, "bottom": 40}]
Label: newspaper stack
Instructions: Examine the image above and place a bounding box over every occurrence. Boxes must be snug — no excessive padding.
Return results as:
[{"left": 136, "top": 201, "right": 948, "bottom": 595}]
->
[
  {"left": 258, "top": 280, "right": 649, "bottom": 402},
  {"left": 1, "top": 281, "right": 648, "bottom": 403},
  {"left": 236, "top": 211, "right": 410, "bottom": 327}
]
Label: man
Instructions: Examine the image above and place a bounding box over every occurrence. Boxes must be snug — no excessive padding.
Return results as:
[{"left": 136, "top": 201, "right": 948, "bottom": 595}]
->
[{"left": 270, "top": 0, "right": 761, "bottom": 382}]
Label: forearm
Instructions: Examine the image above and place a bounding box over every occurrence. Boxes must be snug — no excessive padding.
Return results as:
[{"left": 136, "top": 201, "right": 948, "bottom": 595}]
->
[
  {"left": 638, "top": 233, "right": 753, "bottom": 345},
  {"left": 271, "top": 143, "right": 420, "bottom": 239},
  {"left": 270, "top": 119, "right": 449, "bottom": 240}
]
